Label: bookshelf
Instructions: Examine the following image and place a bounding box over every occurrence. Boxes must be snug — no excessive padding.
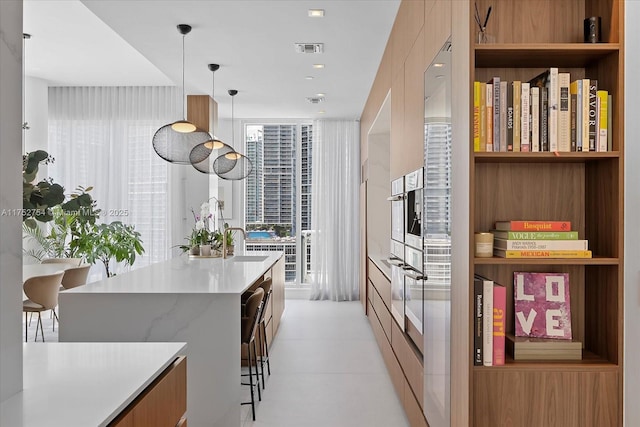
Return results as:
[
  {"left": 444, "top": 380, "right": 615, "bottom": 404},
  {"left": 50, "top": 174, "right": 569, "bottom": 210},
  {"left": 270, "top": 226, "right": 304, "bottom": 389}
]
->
[{"left": 469, "top": 0, "right": 624, "bottom": 425}]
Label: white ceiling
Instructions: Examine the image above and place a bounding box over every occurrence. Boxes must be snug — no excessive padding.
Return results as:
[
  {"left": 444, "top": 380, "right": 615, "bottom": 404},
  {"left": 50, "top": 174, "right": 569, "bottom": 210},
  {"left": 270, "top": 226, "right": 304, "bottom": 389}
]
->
[{"left": 23, "top": 0, "right": 400, "bottom": 120}]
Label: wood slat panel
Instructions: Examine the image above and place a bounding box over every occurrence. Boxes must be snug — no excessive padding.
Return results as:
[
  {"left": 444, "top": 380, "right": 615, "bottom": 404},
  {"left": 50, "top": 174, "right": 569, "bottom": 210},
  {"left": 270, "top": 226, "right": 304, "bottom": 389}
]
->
[
  {"left": 369, "top": 301, "right": 406, "bottom": 400},
  {"left": 390, "top": 72, "right": 405, "bottom": 180},
  {"left": 406, "top": 0, "right": 425, "bottom": 50},
  {"left": 473, "top": 369, "right": 618, "bottom": 427},
  {"left": 585, "top": 160, "right": 619, "bottom": 257},
  {"left": 403, "top": 27, "right": 426, "bottom": 176}
]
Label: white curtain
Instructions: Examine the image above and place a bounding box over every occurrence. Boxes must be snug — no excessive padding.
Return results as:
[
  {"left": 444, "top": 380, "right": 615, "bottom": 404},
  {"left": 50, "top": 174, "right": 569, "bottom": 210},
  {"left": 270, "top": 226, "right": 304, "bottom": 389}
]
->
[
  {"left": 48, "top": 86, "right": 180, "bottom": 277},
  {"left": 310, "top": 120, "right": 360, "bottom": 301}
]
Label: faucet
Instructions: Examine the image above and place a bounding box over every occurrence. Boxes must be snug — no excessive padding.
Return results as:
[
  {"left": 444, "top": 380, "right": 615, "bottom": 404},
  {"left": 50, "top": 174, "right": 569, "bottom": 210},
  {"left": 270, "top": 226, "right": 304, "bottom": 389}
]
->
[{"left": 223, "top": 227, "right": 247, "bottom": 259}]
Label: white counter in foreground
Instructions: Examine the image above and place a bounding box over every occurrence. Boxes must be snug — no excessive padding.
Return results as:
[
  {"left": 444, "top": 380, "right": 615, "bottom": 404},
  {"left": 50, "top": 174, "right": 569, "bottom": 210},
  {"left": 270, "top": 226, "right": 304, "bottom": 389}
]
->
[
  {"left": 59, "top": 251, "right": 285, "bottom": 427},
  {"left": 0, "top": 342, "right": 186, "bottom": 427}
]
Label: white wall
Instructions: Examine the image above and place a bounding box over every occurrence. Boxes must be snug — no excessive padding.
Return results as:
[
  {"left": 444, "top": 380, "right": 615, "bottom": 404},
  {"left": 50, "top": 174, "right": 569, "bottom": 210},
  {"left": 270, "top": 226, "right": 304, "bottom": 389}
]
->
[
  {"left": 24, "top": 76, "right": 48, "bottom": 155},
  {"left": 0, "top": 0, "right": 24, "bottom": 401},
  {"left": 624, "top": 3, "right": 640, "bottom": 425}
]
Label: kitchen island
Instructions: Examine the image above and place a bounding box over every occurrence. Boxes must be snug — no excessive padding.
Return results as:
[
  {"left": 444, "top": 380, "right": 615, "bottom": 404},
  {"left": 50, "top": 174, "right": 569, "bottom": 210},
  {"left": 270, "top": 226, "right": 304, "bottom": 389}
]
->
[{"left": 58, "top": 251, "right": 285, "bottom": 427}]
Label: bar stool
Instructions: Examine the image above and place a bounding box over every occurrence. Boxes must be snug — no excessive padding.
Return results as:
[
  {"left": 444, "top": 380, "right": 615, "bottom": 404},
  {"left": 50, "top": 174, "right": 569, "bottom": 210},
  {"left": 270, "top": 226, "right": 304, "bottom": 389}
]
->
[{"left": 241, "top": 287, "right": 264, "bottom": 421}]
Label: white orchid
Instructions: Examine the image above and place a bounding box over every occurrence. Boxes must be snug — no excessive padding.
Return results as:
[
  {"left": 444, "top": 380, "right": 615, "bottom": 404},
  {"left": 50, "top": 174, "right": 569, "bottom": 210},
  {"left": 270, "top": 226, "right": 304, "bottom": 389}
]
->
[{"left": 195, "top": 220, "right": 205, "bottom": 230}]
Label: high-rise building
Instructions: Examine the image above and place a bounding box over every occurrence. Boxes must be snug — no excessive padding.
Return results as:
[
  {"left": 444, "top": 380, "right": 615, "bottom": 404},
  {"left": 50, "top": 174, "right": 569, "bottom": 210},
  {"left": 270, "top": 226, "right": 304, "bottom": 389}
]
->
[
  {"left": 300, "top": 124, "right": 313, "bottom": 232},
  {"left": 246, "top": 126, "right": 263, "bottom": 223}
]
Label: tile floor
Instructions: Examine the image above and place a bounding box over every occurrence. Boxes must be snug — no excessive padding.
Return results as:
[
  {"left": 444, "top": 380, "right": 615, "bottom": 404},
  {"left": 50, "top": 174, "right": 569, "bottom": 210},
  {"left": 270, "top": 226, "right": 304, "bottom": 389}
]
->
[
  {"left": 241, "top": 299, "right": 410, "bottom": 427},
  {"left": 21, "top": 300, "right": 410, "bottom": 427}
]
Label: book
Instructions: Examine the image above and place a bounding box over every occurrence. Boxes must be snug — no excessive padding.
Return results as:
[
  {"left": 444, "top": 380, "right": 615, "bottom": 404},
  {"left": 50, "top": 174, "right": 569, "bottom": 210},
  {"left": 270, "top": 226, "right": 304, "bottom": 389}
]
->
[
  {"left": 513, "top": 272, "right": 572, "bottom": 339},
  {"left": 530, "top": 86, "right": 540, "bottom": 152},
  {"left": 521, "top": 82, "right": 530, "bottom": 152},
  {"left": 491, "top": 230, "right": 579, "bottom": 240},
  {"left": 499, "top": 81, "right": 507, "bottom": 152},
  {"left": 570, "top": 83, "right": 577, "bottom": 151},
  {"left": 558, "top": 73, "right": 571, "bottom": 152},
  {"left": 597, "top": 90, "right": 608, "bottom": 152},
  {"left": 513, "top": 81, "right": 521, "bottom": 152},
  {"left": 540, "top": 86, "right": 549, "bottom": 151},
  {"left": 548, "top": 68, "right": 559, "bottom": 151},
  {"left": 479, "top": 275, "right": 494, "bottom": 366},
  {"left": 479, "top": 81, "right": 487, "bottom": 152},
  {"left": 474, "top": 81, "right": 481, "bottom": 151},
  {"left": 506, "top": 82, "right": 514, "bottom": 151},
  {"left": 493, "top": 283, "right": 506, "bottom": 366},
  {"left": 486, "top": 83, "right": 493, "bottom": 152},
  {"left": 473, "top": 277, "right": 484, "bottom": 366},
  {"left": 490, "top": 77, "right": 501, "bottom": 152},
  {"left": 493, "top": 238, "right": 588, "bottom": 251},
  {"left": 494, "top": 249, "right": 592, "bottom": 258},
  {"left": 506, "top": 334, "right": 582, "bottom": 360},
  {"left": 588, "top": 79, "right": 598, "bottom": 151},
  {"left": 582, "top": 79, "right": 590, "bottom": 151},
  {"left": 608, "top": 93, "right": 613, "bottom": 151},
  {"left": 494, "top": 220, "right": 571, "bottom": 231}
]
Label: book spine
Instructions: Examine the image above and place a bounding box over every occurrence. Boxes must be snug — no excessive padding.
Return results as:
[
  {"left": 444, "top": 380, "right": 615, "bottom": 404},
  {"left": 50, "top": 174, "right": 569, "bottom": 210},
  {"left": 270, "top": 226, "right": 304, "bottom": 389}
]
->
[
  {"left": 540, "top": 86, "right": 549, "bottom": 151},
  {"left": 570, "top": 92, "right": 577, "bottom": 151},
  {"left": 607, "top": 94, "right": 613, "bottom": 151},
  {"left": 474, "top": 278, "right": 484, "bottom": 366},
  {"left": 598, "top": 90, "right": 608, "bottom": 152},
  {"left": 558, "top": 73, "right": 571, "bottom": 152},
  {"left": 474, "top": 82, "right": 481, "bottom": 151},
  {"left": 483, "top": 279, "right": 494, "bottom": 366},
  {"left": 506, "top": 82, "right": 514, "bottom": 151},
  {"left": 480, "top": 82, "right": 486, "bottom": 152},
  {"left": 513, "top": 81, "right": 521, "bottom": 152},
  {"left": 531, "top": 87, "right": 540, "bottom": 152},
  {"left": 486, "top": 83, "right": 493, "bottom": 152},
  {"left": 495, "top": 239, "right": 589, "bottom": 250},
  {"left": 582, "top": 79, "right": 590, "bottom": 151},
  {"left": 521, "top": 82, "right": 530, "bottom": 152},
  {"left": 588, "top": 79, "right": 598, "bottom": 151},
  {"left": 574, "top": 80, "right": 583, "bottom": 151},
  {"left": 493, "top": 284, "right": 506, "bottom": 366},
  {"left": 492, "top": 77, "right": 501, "bottom": 152},
  {"left": 496, "top": 231, "right": 579, "bottom": 240},
  {"left": 548, "top": 68, "right": 559, "bottom": 152},
  {"left": 500, "top": 81, "right": 507, "bottom": 152},
  {"left": 496, "top": 220, "right": 571, "bottom": 231},
  {"left": 495, "top": 249, "right": 593, "bottom": 258}
]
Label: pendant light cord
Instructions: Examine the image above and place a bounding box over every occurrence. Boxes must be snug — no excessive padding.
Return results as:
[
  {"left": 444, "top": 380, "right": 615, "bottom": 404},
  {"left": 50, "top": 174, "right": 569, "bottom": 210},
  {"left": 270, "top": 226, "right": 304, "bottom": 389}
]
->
[
  {"left": 182, "top": 34, "right": 186, "bottom": 120},
  {"left": 211, "top": 70, "right": 215, "bottom": 137},
  {"left": 231, "top": 94, "right": 234, "bottom": 149}
]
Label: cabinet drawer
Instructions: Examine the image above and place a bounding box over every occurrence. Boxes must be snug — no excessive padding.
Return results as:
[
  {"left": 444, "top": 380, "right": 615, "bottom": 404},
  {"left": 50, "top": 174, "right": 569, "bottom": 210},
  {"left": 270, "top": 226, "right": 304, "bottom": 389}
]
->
[
  {"left": 369, "top": 302, "right": 404, "bottom": 400},
  {"left": 367, "top": 279, "right": 373, "bottom": 304},
  {"left": 391, "top": 321, "right": 424, "bottom": 409},
  {"left": 404, "top": 381, "right": 428, "bottom": 427},
  {"left": 110, "top": 356, "right": 187, "bottom": 427},
  {"left": 368, "top": 259, "right": 391, "bottom": 309},
  {"left": 372, "top": 287, "right": 392, "bottom": 342}
]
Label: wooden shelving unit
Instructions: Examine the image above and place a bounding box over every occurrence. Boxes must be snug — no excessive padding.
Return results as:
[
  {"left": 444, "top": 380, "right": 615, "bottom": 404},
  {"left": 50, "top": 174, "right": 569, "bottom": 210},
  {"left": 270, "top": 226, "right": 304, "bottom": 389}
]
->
[{"left": 469, "top": 0, "right": 624, "bottom": 425}]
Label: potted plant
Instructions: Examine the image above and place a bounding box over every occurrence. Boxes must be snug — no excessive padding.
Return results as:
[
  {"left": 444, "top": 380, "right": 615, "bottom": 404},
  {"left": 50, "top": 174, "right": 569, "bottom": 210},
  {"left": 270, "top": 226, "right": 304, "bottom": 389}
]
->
[
  {"left": 73, "top": 221, "right": 144, "bottom": 277},
  {"left": 214, "top": 225, "right": 235, "bottom": 256}
]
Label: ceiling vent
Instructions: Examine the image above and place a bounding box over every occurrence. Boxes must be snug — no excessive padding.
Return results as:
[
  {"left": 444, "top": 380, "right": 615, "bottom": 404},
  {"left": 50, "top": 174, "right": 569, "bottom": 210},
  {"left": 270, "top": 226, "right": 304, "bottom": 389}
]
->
[
  {"left": 306, "top": 96, "right": 325, "bottom": 104},
  {"left": 295, "top": 43, "right": 324, "bottom": 54}
]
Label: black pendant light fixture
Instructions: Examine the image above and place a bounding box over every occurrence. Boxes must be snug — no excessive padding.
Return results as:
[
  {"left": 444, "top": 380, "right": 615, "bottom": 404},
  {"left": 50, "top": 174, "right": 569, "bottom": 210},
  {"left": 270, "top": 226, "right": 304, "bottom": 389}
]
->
[
  {"left": 189, "top": 64, "right": 234, "bottom": 174},
  {"left": 213, "top": 90, "right": 253, "bottom": 180},
  {"left": 152, "top": 24, "right": 210, "bottom": 164}
]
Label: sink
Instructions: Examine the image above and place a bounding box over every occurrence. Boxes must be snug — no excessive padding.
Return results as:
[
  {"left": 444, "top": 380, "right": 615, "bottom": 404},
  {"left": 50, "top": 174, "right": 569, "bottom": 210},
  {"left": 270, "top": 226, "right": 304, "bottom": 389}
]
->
[{"left": 230, "top": 255, "right": 269, "bottom": 262}]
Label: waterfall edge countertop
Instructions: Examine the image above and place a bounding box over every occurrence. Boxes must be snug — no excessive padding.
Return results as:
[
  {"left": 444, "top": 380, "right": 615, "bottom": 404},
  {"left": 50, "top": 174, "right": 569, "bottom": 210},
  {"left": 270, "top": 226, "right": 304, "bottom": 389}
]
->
[
  {"left": 0, "top": 342, "right": 186, "bottom": 427},
  {"left": 62, "top": 251, "right": 282, "bottom": 295}
]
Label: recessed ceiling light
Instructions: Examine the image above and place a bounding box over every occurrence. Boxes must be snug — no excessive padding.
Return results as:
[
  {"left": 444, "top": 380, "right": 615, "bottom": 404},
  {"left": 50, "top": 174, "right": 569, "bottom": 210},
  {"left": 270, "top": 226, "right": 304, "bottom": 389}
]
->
[
  {"left": 316, "top": 93, "right": 326, "bottom": 97},
  {"left": 433, "top": 63, "right": 445, "bottom": 67},
  {"left": 308, "top": 9, "right": 325, "bottom": 17},
  {"left": 436, "top": 75, "right": 445, "bottom": 79},
  {"left": 312, "top": 64, "right": 325, "bottom": 69},
  {"left": 318, "top": 110, "right": 326, "bottom": 114},
  {"left": 305, "top": 76, "right": 314, "bottom": 80}
]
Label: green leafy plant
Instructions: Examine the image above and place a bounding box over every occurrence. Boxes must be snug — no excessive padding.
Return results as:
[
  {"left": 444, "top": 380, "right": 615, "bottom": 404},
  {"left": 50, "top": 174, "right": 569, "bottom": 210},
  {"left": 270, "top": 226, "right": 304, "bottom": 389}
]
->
[{"left": 73, "top": 221, "right": 144, "bottom": 277}]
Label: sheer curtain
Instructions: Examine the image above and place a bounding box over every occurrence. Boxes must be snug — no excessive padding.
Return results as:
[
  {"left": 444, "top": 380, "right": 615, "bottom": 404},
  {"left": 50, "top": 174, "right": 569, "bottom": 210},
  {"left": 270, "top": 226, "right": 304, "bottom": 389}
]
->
[
  {"left": 310, "top": 120, "right": 360, "bottom": 301},
  {"left": 48, "top": 86, "right": 180, "bottom": 278}
]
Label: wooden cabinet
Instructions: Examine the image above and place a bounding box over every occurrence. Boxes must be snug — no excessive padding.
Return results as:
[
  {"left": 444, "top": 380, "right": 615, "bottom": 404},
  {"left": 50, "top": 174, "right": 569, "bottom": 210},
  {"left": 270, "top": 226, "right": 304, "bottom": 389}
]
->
[
  {"left": 110, "top": 356, "right": 187, "bottom": 427},
  {"left": 469, "top": 1, "right": 624, "bottom": 425}
]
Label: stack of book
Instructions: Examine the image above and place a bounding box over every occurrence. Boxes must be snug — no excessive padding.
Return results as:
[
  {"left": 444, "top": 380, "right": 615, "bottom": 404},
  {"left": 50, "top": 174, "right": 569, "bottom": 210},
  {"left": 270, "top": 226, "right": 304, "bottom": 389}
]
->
[
  {"left": 473, "top": 275, "right": 506, "bottom": 367},
  {"left": 506, "top": 334, "right": 582, "bottom": 360},
  {"left": 492, "top": 220, "right": 592, "bottom": 258},
  {"left": 473, "top": 68, "right": 611, "bottom": 153}
]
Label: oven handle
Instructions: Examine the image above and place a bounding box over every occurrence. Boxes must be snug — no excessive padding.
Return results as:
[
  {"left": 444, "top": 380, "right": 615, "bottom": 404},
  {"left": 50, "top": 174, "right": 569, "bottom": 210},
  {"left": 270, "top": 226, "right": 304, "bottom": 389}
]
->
[
  {"left": 401, "top": 266, "right": 427, "bottom": 281},
  {"left": 386, "top": 257, "right": 405, "bottom": 267},
  {"left": 386, "top": 195, "right": 405, "bottom": 201}
]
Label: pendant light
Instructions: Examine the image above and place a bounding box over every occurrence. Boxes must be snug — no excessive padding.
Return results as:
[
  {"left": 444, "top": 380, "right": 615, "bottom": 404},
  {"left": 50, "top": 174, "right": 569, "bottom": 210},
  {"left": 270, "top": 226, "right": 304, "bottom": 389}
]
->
[
  {"left": 152, "top": 24, "right": 210, "bottom": 164},
  {"left": 213, "top": 90, "right": 253, "bottom": 180},
  {"left": 189, "top": 64, "right": 234, "bottom": 174}
]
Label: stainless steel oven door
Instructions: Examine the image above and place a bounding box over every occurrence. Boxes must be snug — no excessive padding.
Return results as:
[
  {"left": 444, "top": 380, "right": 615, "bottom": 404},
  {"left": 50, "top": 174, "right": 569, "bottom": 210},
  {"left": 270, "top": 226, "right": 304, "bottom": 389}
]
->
[
  {"left": 403, "top": 267, "right": 425, "bottom": 333},
  {"left": 389, "top": 177, "right": 404, "bottom": 243},
  {"left": 405, "top": 168, "right": 424, "bottom": 250},
  {"left": 390, "top": 263, "right": 405, "bottom": 331}
]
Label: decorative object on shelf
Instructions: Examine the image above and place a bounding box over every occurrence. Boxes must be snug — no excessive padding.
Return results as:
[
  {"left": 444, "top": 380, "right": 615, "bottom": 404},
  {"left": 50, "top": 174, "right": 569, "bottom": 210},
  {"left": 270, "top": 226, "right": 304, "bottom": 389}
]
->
[
  {"left": 179, "top": 199, "right": 228, "bottom": 255},
  {"left": 474, "top": 3, "right": 493, "bottom": 44},
  {"left": 199, "top": 244, "right": 212, "bottom": 256},
  {"left": 584, "top": 16, "right": 602, "bottom": 43},
  {"left": 474, "top": 232, "right": 494, "bottom": 257},
  {"left": 152, "top": 24, "right": 210, "bottom": 164},
  {"left": 213, "top": 90, "right": 253, "bottom": 180},
  {"left": 189, "top": 64, "right": 235, "bottom": 173}
]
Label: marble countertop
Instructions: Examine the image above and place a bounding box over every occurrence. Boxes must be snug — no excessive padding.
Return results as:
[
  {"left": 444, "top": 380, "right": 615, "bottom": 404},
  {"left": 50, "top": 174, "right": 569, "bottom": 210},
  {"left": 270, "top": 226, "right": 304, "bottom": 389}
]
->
[
  {"left": 0, "top": 342, "right": 186, "bottom": 427},
  {"left": 62, "top": 251, "right": 282, "bottom": 295}
]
